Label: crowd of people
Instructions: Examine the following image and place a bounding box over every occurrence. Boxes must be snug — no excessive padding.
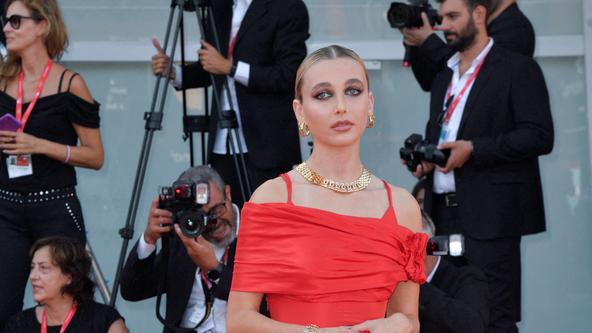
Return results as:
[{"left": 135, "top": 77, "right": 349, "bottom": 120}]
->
[{"left": 0, "top": 0, "right": 553, "bottom": 333}]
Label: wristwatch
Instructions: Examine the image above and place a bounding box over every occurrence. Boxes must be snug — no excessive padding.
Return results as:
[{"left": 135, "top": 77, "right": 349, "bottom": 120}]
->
[{"left": 207, "top": 262, "right": 225, "bottom": 281}]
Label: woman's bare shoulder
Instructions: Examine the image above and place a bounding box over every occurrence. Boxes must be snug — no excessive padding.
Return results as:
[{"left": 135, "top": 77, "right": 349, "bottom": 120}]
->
[
  {"left": 388, "top": 183, "right": 422, "bottom": 233},
  {"left": 249, "top": 175, "right": 289, "bottom": 204}
]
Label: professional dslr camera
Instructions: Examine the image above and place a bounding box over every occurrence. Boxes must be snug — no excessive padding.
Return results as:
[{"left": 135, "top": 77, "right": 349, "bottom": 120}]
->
[
  {"left": 387, "top": 0, "right": 441, "bottom": 29},
  {"left": 400, "top": 133, "right": 450, "bottom": 172},
  {"left": 158, "top": 180, "right": 216, "bottom": 238}
]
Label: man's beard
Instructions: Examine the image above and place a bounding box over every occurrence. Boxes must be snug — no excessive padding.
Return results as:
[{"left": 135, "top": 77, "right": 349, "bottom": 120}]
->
[
  {"left": 444, "top": 16, "right": 478, "bottom": 53},
  {"left": 203, "top": 217, "right": 236, "bottom": 247}
]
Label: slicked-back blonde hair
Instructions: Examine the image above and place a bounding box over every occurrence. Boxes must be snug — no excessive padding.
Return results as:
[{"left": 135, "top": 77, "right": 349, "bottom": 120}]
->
[
  {"left": 294, "top": 45, "right": 370, "bottom": 101},
  {"left": 0, "top": 0, "right": 68, "bottom": 81}
]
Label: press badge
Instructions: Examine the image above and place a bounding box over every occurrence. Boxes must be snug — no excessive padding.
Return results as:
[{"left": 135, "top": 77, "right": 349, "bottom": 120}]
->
[{"left": 6, "top": 154, "right": 33, "bottom": 178}]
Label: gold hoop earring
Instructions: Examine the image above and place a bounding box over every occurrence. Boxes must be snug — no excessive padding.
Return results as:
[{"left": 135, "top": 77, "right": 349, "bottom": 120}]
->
[
  {"left": 367, "top": 114, "right": 375, "bottom": 128},
  {"left": 298, "top": 121, "right": 310, "bottom": 136}
]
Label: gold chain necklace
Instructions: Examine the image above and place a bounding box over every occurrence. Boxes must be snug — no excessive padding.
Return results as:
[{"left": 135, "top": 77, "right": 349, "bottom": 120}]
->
[{"left": 295, "top": 161, "right": 372, "bottom": 193}]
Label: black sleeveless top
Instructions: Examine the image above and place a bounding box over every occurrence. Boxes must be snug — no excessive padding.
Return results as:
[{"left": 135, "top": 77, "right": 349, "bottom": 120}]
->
[
  {"left": 0, "top": 71, "right": 100, "bottom": 192},
  {"left": 3, "top": 301, "right": 123, "bottom": 333}
]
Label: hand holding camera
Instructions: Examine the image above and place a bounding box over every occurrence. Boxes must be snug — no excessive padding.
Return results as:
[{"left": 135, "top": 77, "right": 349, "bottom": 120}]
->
[
  {"left": 174, "top": 225, "right": 219, "bottom": 272},
  {"left": 143, "top": 199, "right": 174, "bottom": 245}
]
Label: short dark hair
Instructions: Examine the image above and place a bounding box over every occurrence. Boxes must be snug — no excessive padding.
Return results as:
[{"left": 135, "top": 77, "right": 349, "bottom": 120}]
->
[
  {"left": 177, "top": 165, "right": 226, "bottom": 193},
  {"left": 437, "top": 0, "right": 491, "bottom": 11},
  {"left": 30, "top": 237, "right": 94, "bottom": 304}
]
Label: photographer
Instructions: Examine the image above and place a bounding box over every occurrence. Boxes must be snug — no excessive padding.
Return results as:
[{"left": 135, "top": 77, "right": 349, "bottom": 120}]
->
[
  {"left": 406, "top": 0, "right": 553, "bottom": 332},
  {"left": 151, "top": 0, "right": 309, "bottom": 206},
  {"left": 413, "top": 180, "right": 489, "bottom": 333},
  {"left": 120, "top": 166, "right": 238, "bottom": 333},
  {"left": 400, "top": 0, "right": 535, "bottom": 91}
]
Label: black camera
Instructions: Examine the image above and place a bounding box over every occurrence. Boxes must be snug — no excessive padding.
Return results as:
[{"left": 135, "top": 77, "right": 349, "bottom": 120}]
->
[
  {"left": 400, "top": 133, "right": 450, "bottom": 172},
  {"left": 387, "top": 0, "right": 442, "bottom": 29},
  {"left": 427, "top": 235, "right": 465, "bottom": 256},
  {"left": 158, "top": 180, "right": 215, "bottom": 238}
]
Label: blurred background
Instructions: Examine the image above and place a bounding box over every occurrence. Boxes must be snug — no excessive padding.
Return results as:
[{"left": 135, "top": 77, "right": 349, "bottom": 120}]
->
[{"left": 19, "top": 0, "right": 591, "bottom": 332}]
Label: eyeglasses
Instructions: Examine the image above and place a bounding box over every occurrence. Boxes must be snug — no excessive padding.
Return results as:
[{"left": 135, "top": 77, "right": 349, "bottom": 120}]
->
[
  {"left": 207, "top": 200, "right": 228, "bottom": 220},
  {"left": 2, "top": 14, "right": 41, "bottom": 30}
]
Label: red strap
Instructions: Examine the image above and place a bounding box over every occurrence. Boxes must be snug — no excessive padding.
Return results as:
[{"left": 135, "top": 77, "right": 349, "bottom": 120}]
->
[
  {"left": 442, "top": 50, "right": 490, "bottom": 125},
  {"left": 227, "top": 34, "right": 238, "bottom": 59},
  {"left": 40, "top": 302, "right": 77, "bottom": 333},
  {"left": 279, "top": 173, "right": 293, "bottom": 204},
  {"left": 16, "top": 59, "right": 53, "bottom": 132},
  {"left": 382, "top": 180, "right": 393, "bottom": 209}
]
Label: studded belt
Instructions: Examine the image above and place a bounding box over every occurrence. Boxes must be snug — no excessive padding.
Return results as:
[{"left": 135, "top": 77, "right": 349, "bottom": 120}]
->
[{"left": 0, "top": 186, "right": 76, "bottom": 204}]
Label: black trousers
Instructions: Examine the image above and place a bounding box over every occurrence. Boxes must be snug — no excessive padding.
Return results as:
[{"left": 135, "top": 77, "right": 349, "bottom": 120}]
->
[
  {"left": 209, "top": 153, "right": 293, "bottom": 208},
  {"left": 432, "top": 199, "right": 521, "bottom": 333},
  {"left": 0, "top": 193, "right": 86, "bottom": 331}
]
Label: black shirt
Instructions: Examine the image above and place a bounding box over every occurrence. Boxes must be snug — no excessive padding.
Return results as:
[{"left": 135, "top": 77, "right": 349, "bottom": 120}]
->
[
  {"left": 0, "top": 91, "right": 100, "bottom": 192},
  {"left": 3, "top": 301, "right": 123, "bottom": 333}
]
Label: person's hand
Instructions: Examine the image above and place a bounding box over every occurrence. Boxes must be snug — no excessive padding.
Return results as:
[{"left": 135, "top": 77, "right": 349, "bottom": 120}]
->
[
  {"left": 143, "top": 199, "right": 173, "bottom": 245},
  {"left": 400, "top": 13, "right": 435, "bottom": 47},
  {"left": 151, "top": 37, "right": 175, "bottom": 80},
  {"left": 350, "top": 314, "right": 414, "bottom": 333},
  {"left": 399, "top": 159, "right": 435, "bottom": 178},
  {"left": 437, "top": 140, "right": 473, "bottom": 173},
  {"left": 174, "top": 225, "right": 219, "bottom": 271},
  {"left": 0, "top": 130, "right": 46, "bottom": 155},
  {"left": 198, "top": 40, "right": 232, "bottom": 75}
]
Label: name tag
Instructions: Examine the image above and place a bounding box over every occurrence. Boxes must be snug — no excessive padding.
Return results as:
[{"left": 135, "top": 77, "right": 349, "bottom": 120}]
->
[{"left": 6, "top": 154, "right": 33, "bottom": 178}]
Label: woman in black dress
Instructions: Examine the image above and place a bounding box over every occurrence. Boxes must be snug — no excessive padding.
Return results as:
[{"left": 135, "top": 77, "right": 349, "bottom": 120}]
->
[
  {"left": 0, "top": 0, "right": 104, "bottom": 329},
  {"left": 4, "top": 236, "right": 128, "bottom": 333}
]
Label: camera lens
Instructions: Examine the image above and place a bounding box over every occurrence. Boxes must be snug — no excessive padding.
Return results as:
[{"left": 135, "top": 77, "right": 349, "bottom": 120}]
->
[
  {"left": 387, "top": 3, "right": 410, "bottom": 28},
  {"left": 177, "top": 210, "right": 205, "bottom": 238}
]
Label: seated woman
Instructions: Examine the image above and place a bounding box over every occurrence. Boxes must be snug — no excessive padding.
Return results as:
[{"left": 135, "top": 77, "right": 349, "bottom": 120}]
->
[
  {"left": 4, "top": 236, "right": 128, "bottom": 333},
  {"left": 227, "top": 45, "right": 427, "bottom": 333}
]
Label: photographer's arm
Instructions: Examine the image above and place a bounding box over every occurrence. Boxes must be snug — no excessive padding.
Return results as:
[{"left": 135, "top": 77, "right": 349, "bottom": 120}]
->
[
  {"left": 471, "top": 59, "right": 554, "bottom": 167},
  {"left": 419, "top": 268, "right": 489, "bottom": 333},
  {"left": 119, "top": 199, "right": 171, "bottom": 301},
  {"left": 403, "top": 14, "right": 453, "bottom": 92}
]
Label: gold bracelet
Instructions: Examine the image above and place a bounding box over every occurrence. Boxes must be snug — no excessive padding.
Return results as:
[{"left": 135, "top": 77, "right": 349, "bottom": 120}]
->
[{"left": 303, "top": 324, "right": 319, "bottom": 333}]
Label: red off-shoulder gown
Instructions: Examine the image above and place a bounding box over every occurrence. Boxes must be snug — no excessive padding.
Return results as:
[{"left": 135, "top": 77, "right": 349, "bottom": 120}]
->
[{"left": 232, "top": 174, "right": 427, "bottom": 328}]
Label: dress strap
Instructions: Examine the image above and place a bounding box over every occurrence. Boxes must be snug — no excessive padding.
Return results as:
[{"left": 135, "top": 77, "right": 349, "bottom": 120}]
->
[
  {"left": 279, "top": 173, "right": 293, "bottom": 204},
  {"left": 57, "top": 69, "right": 69, "bottom": 93},
  {"left": 382, "top": 180, "right": 395, "bottom": 215},
  {"left": 67, "top": 73, "right": 79, "bottom": 92}
]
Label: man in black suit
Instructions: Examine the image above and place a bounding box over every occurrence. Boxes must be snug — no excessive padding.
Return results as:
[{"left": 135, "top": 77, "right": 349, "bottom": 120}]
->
[
  {"left": 152, "top": 0, "right": 309, "bottom": 207},
  {"left": 401, "top": 0, "right": 535, "bottom": 91},
  {"left": 410, "top": 0, "right": 553, "bottom": 332},
  {"left": 120, "top": 166, "right": 238, "bottom": 333}
]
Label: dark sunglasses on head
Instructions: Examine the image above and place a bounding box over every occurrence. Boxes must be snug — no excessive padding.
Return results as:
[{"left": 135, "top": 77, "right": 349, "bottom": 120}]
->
[{"left": 2, "top": 14, "right": 41, "bottom": 30}]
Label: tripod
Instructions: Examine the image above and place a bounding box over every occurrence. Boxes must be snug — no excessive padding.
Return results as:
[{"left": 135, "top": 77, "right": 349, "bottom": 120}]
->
[{"left": 109, "top": 0, "right": 252, "bottom": 323}]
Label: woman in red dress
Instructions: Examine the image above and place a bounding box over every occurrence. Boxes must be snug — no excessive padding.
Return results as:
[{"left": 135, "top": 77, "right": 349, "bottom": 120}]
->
[{"left": 227, "top": 45, "right": 427, "bottom": 333}]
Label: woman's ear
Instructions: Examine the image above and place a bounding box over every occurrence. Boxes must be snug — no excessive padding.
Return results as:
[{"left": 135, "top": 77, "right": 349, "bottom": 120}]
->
[
  {"left": 293, "top": 98, "right": 304, "bottom": 122},
  {"left": 368, "top": 91, "right": 375, "bottom": 116}
]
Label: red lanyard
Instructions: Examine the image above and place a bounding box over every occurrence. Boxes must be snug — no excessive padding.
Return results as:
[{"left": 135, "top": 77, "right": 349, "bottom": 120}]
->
[
  {"left": 40, "top": 302, "right": 77, "bottom": 333},
  {"left": 16, "top": 59, "right": 53, "bottom": 132},
  {"left": 442, "top": 51, "right": 489, "bottom": 125},
  {"left": 227, "top": 34, "right": 238, "bottom": 59}
]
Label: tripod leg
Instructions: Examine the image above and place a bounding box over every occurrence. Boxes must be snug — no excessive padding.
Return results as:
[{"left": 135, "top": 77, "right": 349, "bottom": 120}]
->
[
  {"left": 109, "top": 4, "right": 185, "bottom": 307},
  {"left": 86, "top": 242, "right": 111, "bottom": 304}
]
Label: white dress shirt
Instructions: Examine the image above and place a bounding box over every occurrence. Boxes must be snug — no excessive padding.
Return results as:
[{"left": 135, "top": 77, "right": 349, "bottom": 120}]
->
[
  {"left": 433, "top": 38, "right": 494, "bottom": 194},
  {"left": 137, "top": 204, "right": 241, "bottom": 333}
]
